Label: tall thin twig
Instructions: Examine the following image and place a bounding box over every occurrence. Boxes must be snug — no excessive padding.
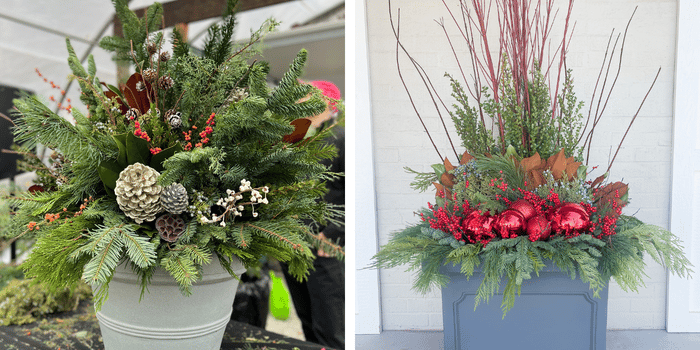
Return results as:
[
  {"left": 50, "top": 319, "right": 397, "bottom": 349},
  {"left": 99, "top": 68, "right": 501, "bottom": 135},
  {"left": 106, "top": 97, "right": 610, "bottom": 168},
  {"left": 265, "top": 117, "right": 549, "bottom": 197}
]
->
[
  {"left": 606, "top": 67, "right": 661, "bottom": 173},
  {"left": 584, "top": 7, "right": 637, "bottom": 165},
  {"left": 577, "top": 29, "right": 614, "bottom": 145},
  {"left": 389, "top": 1, "right": 443, "bottom": 161}
]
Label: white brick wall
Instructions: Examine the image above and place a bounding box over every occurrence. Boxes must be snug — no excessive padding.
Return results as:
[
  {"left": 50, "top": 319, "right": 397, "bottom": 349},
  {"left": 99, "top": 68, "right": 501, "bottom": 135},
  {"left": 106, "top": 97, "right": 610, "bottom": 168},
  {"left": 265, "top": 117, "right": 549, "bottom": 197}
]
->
[{"left": 366, "top": 0, "right": 677, "bottom": 330}]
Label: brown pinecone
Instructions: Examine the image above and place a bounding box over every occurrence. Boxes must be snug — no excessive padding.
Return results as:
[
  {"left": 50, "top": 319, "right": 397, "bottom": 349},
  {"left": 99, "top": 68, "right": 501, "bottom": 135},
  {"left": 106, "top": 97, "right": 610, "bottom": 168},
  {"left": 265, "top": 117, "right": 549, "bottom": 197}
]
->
[
  {"left": 158, "top": 76, "right": 174, "bottom": 90},
  {"left": 159, "top": 51, "right": 171, "bottom": 62},
  {"left": 145, "top": 41, "right": 158, "bottom": 56},
  {"left": 142, "top": 68, "right": 157, "bottom": 82}
]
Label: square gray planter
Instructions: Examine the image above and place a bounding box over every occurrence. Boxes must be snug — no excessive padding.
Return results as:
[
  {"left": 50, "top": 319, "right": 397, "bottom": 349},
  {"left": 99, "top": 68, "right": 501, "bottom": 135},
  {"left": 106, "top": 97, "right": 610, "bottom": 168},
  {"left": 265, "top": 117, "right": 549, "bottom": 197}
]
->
[{"left": 440, "top": 261, "right": 609, "bottom": 350}]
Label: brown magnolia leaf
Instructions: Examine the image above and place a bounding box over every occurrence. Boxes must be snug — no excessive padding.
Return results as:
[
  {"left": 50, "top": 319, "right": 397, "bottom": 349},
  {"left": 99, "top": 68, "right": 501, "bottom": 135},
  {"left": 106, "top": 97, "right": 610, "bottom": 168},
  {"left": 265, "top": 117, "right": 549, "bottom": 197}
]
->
[
  {"left": 440, "top": 172, "right": 455, "bottom": 188},
  {"left": 433, "top": 182, "right": 444, "bottom": 197},
  {"left": 521, "top": 153, "right": 547, "bottom": 189},
  {"left": 597, "top": 181, "right": 628, "bottom": 200},
  {"left": 460, "top": 150, "right": 474, "bottom": 165},
  {"left": 441, "top": 157, "right": 457, "bottom": 187},
  {"left": 591, "top": 174, "right": 607, "bottom": 188},
  {"left": 547, "top": 149, "right": 567, "bottom": 180},
  {"left": 520, "top": 152, "right": 544, "bottom": 172},
  {"left": 527, "top": 170, "right": 546, "bottom": 189},
  {"left": 122, "top": 73, "right": 153, "bottom": 114},
  {"left": 444, "top": 157, "right": 455, "bottom": 172},
  {"left": 565, "top": 160, "right": 581, "bottom": 181},
  {"left": 282, "top": 118, "right": 312, "bottom": 143},
  {"left": 595, "top": 181, "right": 629, "bottom": 218},
  {"left": 433, "top": 182, "right": 452, "bottom": 200},
  {"left": 28, "top": 185, "right": 44, "bottom": 193}
]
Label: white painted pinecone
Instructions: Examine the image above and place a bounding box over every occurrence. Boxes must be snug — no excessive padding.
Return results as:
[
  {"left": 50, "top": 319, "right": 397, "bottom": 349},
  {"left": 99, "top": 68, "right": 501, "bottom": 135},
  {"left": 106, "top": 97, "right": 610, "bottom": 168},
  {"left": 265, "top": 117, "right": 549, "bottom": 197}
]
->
[
  {"left": 160, "top": 183, "right": 188, "bottom": 214},
  {"left": 115, "top": 163, "right": 162, "bottom": 223}
]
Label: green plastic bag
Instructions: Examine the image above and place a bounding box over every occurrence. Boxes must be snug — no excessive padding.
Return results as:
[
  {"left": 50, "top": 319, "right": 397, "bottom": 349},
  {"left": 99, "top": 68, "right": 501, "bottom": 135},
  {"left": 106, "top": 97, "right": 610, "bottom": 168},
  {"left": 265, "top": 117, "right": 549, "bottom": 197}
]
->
[{"left": 268, "top": 271, "right": 290, "bottom": 320}]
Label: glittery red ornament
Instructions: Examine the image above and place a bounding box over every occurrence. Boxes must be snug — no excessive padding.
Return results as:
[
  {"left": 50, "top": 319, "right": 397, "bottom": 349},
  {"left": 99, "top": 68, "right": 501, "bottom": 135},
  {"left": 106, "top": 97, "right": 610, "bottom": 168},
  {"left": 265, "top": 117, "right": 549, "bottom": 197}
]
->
[
  {"left": 496, "top": 209, "right": 525, "bottom": 239},
  {"left": 509, "top": 199, "right": 537, "bottom": 221},
  {"left": 526, "top": 215, "right": 551, "bottom": 241},
  {"left": 550, "top": 203, "right": 590, "bottom": 235},
  {"left": 464, "top": 211, "right": 496, "bottom": 244}
]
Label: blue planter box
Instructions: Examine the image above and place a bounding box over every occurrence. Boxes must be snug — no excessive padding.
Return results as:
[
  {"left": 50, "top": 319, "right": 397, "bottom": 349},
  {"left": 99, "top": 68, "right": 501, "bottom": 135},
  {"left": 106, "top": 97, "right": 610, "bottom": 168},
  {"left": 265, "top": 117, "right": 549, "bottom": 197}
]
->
[{"left": 440, "top": 261, "right": 609, "bottom": 350}]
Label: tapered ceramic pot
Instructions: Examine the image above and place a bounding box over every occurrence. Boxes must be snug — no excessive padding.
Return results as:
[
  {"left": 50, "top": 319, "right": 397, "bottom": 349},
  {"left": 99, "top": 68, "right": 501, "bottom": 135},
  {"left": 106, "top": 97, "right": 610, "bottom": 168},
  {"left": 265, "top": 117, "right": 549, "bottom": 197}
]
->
[
  {"left": 94, "top": 255, "right": 246, "bottom": 350},
  {"left": 440, "top": 261, "right": 609, "bottom": 350}
]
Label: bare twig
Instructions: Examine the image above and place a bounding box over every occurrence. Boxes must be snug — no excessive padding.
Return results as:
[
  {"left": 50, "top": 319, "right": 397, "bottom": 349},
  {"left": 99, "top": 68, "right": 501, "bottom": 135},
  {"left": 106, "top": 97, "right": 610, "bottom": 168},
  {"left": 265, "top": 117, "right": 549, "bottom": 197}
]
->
[
  {"left": 606, "top": 67, "right": 661, "bottom": 173},
  {"left": 578, "top": 29, "right": 615, "bottom": 145},
  {"left": 584, "top": 7, "right": 637, "bottom": 164},
  {"left": 389, "top": 1, "right": 443, "bottom": 161},
  {"left": 0, "top": 112, "right": 15, "bottom": 126}
]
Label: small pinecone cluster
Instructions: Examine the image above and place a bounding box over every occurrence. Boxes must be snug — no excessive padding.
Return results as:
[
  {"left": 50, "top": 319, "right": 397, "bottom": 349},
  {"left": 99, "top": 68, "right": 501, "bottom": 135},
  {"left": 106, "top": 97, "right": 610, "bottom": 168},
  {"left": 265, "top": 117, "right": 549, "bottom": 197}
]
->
[
  {"left": 156, "top": 213, "right": 185, "bottom": 242},
  {"left": 115, "top": 163, "right": 162, "bottom": 224},
  {"left": 160, "top": 183, "right": 188, "bottom": 214}
]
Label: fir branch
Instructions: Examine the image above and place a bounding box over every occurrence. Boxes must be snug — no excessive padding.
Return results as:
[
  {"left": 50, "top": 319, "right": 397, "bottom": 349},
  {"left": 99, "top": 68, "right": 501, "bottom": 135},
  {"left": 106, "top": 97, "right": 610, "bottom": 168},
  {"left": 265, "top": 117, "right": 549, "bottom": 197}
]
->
[
  {"left": 244, "top": 222, "right": 305, "bottom": 251},
  {"left": 81, "top": 231, "right": 124, "bottom": 286},
  {"left": 161, "top": 251, "right": 198, "bottom": 296},
  {"left": 202, "top": 0, "right": 239, "bottom": 66},
  {"left": 117, "top": 227, "right": 157, "bottom": 269},
  {"left": 267, "top": 50, "right": 326, "bottom": 119},
  {"left": 171, "top": 26, "right": 190, "bottom": 58},
  {"left": 307, "top": 230, "right": 345, "bottom": 261},
  {"left": 12, "top": 96, "right": 110, "bottom": 162},
  {"left": 180, "top": 244, "right": 212, "bottom": 265}
]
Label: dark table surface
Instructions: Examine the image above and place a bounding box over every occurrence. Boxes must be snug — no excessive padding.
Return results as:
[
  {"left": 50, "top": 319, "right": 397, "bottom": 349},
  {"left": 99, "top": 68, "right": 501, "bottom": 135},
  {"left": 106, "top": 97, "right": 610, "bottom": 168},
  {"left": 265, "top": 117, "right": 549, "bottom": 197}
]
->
[{"left": 0, "top": 300, "right": 329, "bottom": 350}]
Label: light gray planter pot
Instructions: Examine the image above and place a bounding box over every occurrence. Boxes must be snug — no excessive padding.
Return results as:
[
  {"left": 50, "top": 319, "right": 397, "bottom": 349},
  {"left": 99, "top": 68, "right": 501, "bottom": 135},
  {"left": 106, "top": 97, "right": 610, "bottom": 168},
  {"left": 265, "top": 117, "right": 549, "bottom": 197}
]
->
[
  {"left": 440, "top": 261, "right": 609, "bottom": 350},
  {"left": 94, "top": 255, "right": 246, "bottom": 350}
]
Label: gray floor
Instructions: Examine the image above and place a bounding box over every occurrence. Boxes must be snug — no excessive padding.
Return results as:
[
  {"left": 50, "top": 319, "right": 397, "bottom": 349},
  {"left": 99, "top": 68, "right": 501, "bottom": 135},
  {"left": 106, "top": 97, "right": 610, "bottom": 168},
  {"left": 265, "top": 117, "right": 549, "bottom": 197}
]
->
[{"left": 356, "top": 330, "right": 700, "bottom": 349}]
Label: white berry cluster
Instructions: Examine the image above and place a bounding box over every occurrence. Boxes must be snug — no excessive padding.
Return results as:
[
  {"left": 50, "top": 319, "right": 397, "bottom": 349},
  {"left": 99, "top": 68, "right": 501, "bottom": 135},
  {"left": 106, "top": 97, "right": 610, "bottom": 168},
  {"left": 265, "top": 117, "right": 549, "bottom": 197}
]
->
[{"left": 199, "top": 179, "right": 270, "bottom": 227}]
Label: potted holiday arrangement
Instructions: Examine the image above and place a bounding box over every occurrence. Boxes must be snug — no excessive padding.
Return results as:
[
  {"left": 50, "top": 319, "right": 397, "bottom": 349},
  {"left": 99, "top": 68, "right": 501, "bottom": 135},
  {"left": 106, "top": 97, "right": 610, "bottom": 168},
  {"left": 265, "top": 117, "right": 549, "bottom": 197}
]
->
[
  {"left": 0, "top": 1, "right": 343, "bottom": 349},
  {"left": 372, "top": 1, "right": 692, "bottom": 349}
]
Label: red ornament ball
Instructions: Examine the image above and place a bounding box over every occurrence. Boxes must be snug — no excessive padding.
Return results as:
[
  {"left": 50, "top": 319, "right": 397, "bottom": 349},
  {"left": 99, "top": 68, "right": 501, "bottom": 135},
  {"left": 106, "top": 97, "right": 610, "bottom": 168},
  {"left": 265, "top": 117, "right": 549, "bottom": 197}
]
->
[
  {"left": 550, "top": 203, "right": 591, "bottom": 235},
  {"left": 464, "top": 211, "right": 496, "bottom": 244},
  {"left": 496, "top": 209, "right": 525, "bottom": 239},
  {"left": 509, "top": 199, "right": 537, "bottom": 221},
  {"left": 526, "top": 215, "right": 551, "bottom": 241}
]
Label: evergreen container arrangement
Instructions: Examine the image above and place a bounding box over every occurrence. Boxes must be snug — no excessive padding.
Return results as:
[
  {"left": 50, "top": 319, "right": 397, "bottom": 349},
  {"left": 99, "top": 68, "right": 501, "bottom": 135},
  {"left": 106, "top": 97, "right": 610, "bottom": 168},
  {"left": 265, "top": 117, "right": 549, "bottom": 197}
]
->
[
  {"left": 372, "top": 0, "right": 691, "bottom": 348},
  {"left": 0, "top": 1, "right": 343, "bottom": 347}
]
